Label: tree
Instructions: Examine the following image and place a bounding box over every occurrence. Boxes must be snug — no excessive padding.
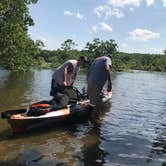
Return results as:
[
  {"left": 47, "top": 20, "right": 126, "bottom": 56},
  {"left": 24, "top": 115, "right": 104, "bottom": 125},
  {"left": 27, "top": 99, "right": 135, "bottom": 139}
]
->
[
  {"left": 85, "top": 38, "right": 118, "bottom": 61},
  {"left": 61, "top": 39, "right": 77, "bottom": 52},
  {"left": 0, "top": 0, "right": 39, "bottom": 71}
]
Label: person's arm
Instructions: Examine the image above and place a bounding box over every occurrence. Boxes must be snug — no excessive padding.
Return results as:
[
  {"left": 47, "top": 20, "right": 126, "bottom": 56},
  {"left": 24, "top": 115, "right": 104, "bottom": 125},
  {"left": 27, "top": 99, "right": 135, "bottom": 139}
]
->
[
  {"left": 63, "top": 67, "right": 68, "bottom": 86},
  {"left": 105, "top": 64, "right": 112, "bottom": 92},
  {"left": 70, "top": 64, "right": 80, "bottom": 86},
  {"left": 63, "top": 63, "right": 74, "bottom": 86}
]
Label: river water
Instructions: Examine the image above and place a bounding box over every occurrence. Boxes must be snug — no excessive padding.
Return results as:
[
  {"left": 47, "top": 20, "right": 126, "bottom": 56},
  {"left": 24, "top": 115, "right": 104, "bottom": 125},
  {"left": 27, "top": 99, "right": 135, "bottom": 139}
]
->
[{"left": 0, "top": 69, "right": 166, "bottom": 166}]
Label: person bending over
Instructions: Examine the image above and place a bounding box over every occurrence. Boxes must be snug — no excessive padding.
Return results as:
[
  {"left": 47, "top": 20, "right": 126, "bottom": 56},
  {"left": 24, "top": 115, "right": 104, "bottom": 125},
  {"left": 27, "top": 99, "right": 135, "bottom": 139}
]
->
[
  {"left": 87, "top": 54, "right": 112, "bottom": 106},
  {"left": 50, "top": 56, "right": 88, "bottom": 107}
]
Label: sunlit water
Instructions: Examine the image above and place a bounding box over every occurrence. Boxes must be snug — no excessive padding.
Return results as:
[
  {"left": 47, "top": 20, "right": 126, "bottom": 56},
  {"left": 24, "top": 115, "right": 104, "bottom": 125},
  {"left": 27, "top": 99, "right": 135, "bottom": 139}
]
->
[{"left": 0, "top": 69, "right": 166, "bottom": 166}]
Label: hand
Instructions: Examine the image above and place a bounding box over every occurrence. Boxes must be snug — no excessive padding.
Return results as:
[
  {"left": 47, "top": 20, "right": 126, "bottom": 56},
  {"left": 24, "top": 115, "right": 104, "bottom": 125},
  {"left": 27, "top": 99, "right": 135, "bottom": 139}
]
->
[{"left": 63, "top": 81, "right": 67, "bottom": 86}]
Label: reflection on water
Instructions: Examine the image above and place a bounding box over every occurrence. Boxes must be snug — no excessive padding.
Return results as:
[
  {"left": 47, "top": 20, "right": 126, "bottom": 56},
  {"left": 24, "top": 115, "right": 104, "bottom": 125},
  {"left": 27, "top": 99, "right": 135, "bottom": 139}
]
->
[
  {"left": 0, "top": 69, "right": 166, "bottom": 166},
  {"left": 0, "top": 70, "right": 34, "bottom": 111}
]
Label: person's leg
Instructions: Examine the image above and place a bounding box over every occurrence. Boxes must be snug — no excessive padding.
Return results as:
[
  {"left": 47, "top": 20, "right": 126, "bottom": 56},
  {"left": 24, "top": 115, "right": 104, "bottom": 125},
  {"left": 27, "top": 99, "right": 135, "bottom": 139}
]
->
[
  {"left": 50, "top": 79, "right": 65, "bottom": 97},
  {"left": 87, "top": 78, "right": 102, "bottom": 106},
  {"left": 55, "top": 93, "right": 69, "bottom": 108},
  {"left": 87, "top": 79, "right": 106, "bottom": 121},
  {"left": 50, "top": 79, "right": 58, "bottom": 96}
]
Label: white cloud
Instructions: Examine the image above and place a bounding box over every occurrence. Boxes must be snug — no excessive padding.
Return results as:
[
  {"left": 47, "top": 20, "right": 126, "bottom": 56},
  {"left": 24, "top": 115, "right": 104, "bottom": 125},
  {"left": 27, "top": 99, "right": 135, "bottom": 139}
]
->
[
  {"left": 94, "top": 5, "right": 124, "bottom": 18},
  {"left": 150, "top": 47, "right": 163, "bottom": 53},
  {"left": 64, "top": 10, "right": 85, "bottom": 20},
  {"left": 75, "top": 12, "right": 84, "bottom": 20},
  {"left": 129, "top": 7, "right": 134, "bottom": 11},
  {"left": 129, "top": 28, "right": 160, "bottom": 41},
  {"left": 163, "top": 0, "right": 166, "bottom": 7},
  {"left": 64, "top": 10, "right": 73, "bottom": 16},
  {"left": 95, "top": 0, "right": 166, "bottom": 13},
  {"left": 100, "top": 22, "right": 113, "bottom": 32},
  {"left": 146, "top": 0, "right": 154, "bottom": 6},
  {"left": 107, "top": 8, "right": 124, "bottom": 18},
  {"left": 94, "top": 5, "right": 105, "bottom": 17},
  {"left": 106, "top": 0, "right": 141, "bottom": 7},
  {"left": 92, "top": 25, "right": 98, "bottom": 33},
  {"left": 92, "top": 22, "right": 113, "bottom": 33}
]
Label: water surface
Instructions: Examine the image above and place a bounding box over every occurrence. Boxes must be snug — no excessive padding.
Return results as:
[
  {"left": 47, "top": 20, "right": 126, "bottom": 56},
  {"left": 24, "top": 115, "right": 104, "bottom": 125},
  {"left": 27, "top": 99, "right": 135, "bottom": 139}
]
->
[{"left": 0, "top": 69, "right": 166, "bottom": 166}]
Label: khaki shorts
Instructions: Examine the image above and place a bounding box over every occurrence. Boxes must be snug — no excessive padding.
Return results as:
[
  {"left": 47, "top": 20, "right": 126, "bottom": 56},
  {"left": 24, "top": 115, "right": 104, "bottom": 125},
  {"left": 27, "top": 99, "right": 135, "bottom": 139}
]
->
[{"left": 87, "top": 78, "right": 102, "bottom": 106}]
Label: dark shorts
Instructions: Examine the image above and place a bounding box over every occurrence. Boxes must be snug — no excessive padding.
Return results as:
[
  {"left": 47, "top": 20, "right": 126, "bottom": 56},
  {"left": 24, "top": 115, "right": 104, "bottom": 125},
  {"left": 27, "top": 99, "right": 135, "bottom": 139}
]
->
[
  {"left": 50, "top": 79, "right": 64, "bottom": 97},
  {"left": 50, "top": 79, "right": 69, "bottom": 107}
]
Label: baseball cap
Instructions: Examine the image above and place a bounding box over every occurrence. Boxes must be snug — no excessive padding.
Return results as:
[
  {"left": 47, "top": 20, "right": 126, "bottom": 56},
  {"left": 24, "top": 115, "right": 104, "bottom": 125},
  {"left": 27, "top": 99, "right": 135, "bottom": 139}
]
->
[
  {"left": 106, "top": 53, "right": 113, "bottom": 59},
  {"left": 79, "top": 56, "right": 88, "bottom": 63}
]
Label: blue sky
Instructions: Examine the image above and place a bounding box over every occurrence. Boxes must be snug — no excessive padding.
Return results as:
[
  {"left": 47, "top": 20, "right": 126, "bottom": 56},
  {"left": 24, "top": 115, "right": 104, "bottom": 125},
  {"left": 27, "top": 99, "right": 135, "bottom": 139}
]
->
[{"left": 28, "top": 0, "right": 166, "bottom": 54}]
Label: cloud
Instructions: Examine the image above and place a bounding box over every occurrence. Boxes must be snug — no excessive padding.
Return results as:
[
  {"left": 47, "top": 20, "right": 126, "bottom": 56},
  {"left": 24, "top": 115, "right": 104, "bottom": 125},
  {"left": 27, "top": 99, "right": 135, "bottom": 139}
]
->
[
  {"left": 98, "top": 0, "right": 166, "bottom": 8},
  {"left": 92, "top": 25, "right": 98, "bottom": 33},
  {"left": 94, "top": 5, "right": 124, "bottom": 18},
  {"left": 111, "top": 8, "right": 124, "bottom": 18},
  {"left": 106, "top": 0, "right": 141, "bottom": 7},
  {"left": 64, "top": 10, "right": 85, "bottom": 20},
  {"left": 129, "top": 28, "right": 160, "bottom": 41},
  {"left": 146, "top": 0, "right": 154, "bottom": 6},
  {"left": 94, "top": 5, "right": 105, "bottom": 17},
  {"left": 129, "top": 7, "right": 134, "bottom": 11},
  {"left": 92, "top": 22, "right": 113, "bottom": 33},
  {"left": 64, "top": 10, "right": 73, "bottom": 16},
  {"left": 75, "top": 12, "right": 84, "bottom": 20},
  {"left": 163, "top": 0, "right": 166, "bottom": 7},
  {"left": 100, "top": 22, "right": 113, "bottom": 32},
  {"left": 150, "top": 47, "right": 163, "bottom": 53}
]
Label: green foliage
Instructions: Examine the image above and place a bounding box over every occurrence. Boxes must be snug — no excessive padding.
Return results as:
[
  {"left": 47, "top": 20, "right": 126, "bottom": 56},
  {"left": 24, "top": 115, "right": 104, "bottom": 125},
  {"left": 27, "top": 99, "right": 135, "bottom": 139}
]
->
[
  {"left": 35, "top": 39, "right": 166, "bottom": 72},
  {"left": 35, "top": 57, "right": 50, "bottom": 69},
  {"left": 85, "top": 38, "right": 118, "bottom": 62},
  {"left": 61, "top": 39, "right": 77, "bottom": 52},
  {"left": 0, "top": 0, "right": 39, "bottom": 72},
  {"left": 114, "top": 52, "right": 166, "bottom": 72},
  {"left": 49, "top": 56, "right": 61, "bottom": 68}
]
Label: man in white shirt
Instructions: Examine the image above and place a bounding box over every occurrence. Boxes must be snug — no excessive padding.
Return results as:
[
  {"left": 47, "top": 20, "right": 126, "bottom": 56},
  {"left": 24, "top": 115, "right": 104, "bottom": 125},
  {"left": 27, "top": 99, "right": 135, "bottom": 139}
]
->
[{"left": 50, "top": 56, "right": 88, "bottom": 98}]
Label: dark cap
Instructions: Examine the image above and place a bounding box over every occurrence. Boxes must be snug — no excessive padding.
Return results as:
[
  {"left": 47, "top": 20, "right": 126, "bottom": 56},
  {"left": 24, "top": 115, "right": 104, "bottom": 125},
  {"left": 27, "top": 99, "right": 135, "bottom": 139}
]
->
[
  {"left": 106, "top": 53, "right": 113, "bottom": 59},
  {"left": 79, "top": 56, "right": 88, "bottom": 63}
]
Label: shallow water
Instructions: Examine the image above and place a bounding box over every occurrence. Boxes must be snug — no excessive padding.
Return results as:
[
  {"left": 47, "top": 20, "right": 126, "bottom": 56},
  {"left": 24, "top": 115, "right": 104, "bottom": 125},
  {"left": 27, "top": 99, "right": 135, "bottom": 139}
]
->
[{"left": 0, "top": 69, "right": 166, "bottom": 166}]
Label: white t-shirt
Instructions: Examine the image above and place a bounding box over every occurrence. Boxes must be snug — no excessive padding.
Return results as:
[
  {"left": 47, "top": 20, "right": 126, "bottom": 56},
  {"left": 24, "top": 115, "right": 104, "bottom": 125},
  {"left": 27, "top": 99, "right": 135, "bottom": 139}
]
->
[{"left": 52, "top": 60, "right": 79, "bottom": 86}]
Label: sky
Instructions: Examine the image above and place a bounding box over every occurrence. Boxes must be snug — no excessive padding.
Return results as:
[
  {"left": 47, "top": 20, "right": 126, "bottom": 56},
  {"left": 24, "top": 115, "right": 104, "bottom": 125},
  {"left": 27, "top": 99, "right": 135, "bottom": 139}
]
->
[{"left": 28, "top": 0, "right": 166, "bottom": 54}]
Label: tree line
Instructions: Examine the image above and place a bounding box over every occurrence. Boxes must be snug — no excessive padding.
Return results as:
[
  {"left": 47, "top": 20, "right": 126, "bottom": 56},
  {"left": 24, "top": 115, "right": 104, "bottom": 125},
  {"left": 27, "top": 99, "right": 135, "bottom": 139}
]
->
[
  {"left": 35, "top": 38, "right": 166, "bottom": 72},
  {"left": 0, "top": 0, "right": 166, "bottom": 72}
]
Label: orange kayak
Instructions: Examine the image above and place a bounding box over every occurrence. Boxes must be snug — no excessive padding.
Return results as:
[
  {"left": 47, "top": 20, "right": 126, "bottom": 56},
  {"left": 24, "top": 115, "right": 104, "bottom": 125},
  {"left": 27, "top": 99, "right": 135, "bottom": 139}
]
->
[{"left": 1, "top": 91, "right": 112, "bottom": 133}]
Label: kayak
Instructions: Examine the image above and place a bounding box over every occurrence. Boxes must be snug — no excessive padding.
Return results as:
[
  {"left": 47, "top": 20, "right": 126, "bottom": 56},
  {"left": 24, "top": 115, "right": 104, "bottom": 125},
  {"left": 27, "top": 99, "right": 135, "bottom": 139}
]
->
[{"left": 1, "top": 90, "right": 112, "bottom": 133}]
